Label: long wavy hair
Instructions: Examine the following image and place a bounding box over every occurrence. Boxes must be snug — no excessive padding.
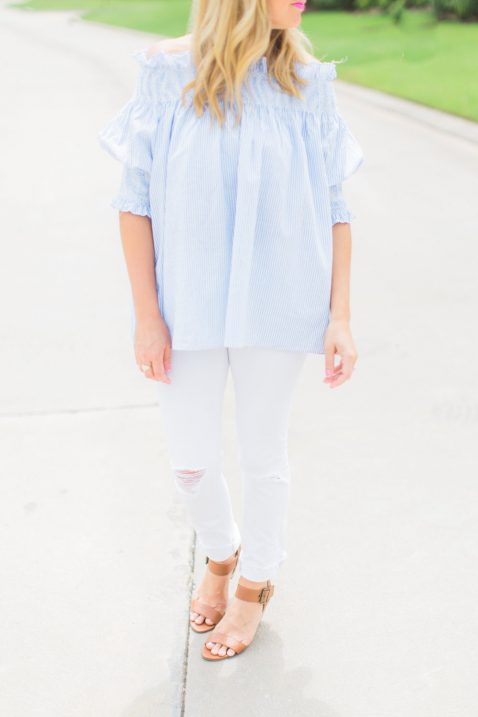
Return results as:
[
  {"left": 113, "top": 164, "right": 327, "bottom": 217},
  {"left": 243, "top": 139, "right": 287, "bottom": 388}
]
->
[{"left": 180, "top": 0, "right": 317, "bottom": 127}]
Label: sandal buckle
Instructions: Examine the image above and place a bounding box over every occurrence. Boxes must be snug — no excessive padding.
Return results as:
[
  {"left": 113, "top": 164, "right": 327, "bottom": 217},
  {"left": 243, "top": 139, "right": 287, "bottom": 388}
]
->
[{"left": 258, "top": 585, "right": 271, "bottom": 604}]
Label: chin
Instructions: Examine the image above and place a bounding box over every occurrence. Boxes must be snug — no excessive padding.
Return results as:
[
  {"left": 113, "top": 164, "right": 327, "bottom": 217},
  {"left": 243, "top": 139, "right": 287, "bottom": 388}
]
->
[
  {"left": 275, "top": 20, "right": 302, "bottom": 29},
  {"left": 288, "top": 15, "right": 303, "bottom": 28}
]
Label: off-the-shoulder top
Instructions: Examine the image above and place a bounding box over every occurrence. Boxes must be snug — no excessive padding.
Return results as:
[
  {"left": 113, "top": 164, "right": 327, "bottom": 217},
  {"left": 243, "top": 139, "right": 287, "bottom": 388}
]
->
[{"left": 97, "top": 47, "right": 364, "bottom": 354}]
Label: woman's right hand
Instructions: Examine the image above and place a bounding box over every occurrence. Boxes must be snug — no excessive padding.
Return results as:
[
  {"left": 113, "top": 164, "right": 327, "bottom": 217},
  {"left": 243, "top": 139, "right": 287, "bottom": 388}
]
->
[{"left": 134, "top": 314, "right": 172, "bottom": 383}]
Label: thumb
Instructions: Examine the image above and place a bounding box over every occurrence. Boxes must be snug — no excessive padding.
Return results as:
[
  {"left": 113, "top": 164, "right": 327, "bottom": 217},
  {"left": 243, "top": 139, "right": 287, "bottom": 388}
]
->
[{"left": 325, "top": 346, "right": 336, "bottom": 376}]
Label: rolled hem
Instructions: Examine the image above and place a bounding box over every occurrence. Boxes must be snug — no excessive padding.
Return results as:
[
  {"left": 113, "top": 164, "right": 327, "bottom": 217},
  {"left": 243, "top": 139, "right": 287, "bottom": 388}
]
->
[
  {"left": 202, "top": 543, "right": 241, "bottom": 562},
  {"left": 237, "top": 557, "right": 283, "bottom": 583},
  {"left": 197, "top": 527, "right": 242, "bottom": 563}
]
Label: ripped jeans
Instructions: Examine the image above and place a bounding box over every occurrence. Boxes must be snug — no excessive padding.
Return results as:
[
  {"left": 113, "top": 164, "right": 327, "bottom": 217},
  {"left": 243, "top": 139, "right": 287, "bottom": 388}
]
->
[{"left": 156, "top": 346, "right": 307, "bottom": 582}]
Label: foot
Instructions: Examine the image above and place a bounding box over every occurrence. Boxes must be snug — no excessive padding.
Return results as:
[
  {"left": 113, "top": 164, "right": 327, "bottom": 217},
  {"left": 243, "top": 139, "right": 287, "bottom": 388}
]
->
[
  {"left": 204, "top": 577, "right": 269, "bottom": 656},
  {"left": 190, "top": 553, "right": 237, "bottom": 626}
]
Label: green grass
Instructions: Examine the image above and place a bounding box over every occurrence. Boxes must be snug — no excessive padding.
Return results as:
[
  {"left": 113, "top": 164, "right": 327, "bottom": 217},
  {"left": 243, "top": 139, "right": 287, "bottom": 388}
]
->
[
  {"left": 12, "top": 0, "right": 192, "bottom": 36},
  {"left": 302, "top": 9, "right": 478, "bottom": 121},
  {"left": 10, "top": 0, "right": 478, "bottom": 121}
]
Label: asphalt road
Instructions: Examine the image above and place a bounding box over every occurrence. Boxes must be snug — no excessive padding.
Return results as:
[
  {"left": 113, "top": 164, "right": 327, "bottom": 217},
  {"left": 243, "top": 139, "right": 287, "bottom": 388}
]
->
[{"left": 1, "top": 3, "right": 477, "bottom": 716}]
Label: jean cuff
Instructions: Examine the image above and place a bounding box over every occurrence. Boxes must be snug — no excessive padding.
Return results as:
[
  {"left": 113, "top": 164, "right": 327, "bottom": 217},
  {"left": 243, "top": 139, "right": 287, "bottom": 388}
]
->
[
  {"left": 237, "top": 555, "right": 282, "bottom": 583},
  {"left": 198, "top": 523, "right": 242, "bottom": 562}
]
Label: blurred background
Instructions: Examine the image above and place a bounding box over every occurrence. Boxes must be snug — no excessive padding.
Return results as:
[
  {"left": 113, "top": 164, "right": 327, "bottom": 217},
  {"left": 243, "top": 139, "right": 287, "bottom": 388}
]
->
[
  {"left": 10, "top": 0, "right": 478, "bottom": 120},
  {"left": 1, "top": 1, "right": 477, "bottom": 717}
]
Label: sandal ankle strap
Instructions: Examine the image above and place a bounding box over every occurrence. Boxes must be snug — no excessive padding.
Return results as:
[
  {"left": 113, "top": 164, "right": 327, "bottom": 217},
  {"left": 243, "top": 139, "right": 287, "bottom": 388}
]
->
[
  {"left": 205, "top": 546, "right": 241, "bottom": 576},
  {"left": 235, "top": 579, "right": 274, "bottom": 608}
]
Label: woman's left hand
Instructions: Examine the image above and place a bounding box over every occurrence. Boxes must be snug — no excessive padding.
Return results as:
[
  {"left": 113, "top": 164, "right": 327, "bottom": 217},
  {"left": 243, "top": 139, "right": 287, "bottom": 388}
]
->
[{"left": 323, "top": 319, "right": 358, "bottom": 389}]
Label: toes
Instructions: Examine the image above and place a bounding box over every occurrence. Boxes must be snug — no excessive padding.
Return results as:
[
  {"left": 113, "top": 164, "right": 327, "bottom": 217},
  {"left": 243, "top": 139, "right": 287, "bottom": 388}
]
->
[
  {"left": 190, "top": 611, "right": 198, "bottom": 620},
  {"left": 195, "top": 615, "right": 205, "bottom": 624},
  {"left": 204, "top": 641, "right": 235, "bottom": 658},
  {"left": 205, "top": 618, "right": 214, "bottom": 625}
]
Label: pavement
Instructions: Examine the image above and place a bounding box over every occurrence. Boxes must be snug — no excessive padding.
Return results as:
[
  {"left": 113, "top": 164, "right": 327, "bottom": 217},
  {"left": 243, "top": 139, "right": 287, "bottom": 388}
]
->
[{"left": 1, "top": 3, "right": 477, "bottom": 716}]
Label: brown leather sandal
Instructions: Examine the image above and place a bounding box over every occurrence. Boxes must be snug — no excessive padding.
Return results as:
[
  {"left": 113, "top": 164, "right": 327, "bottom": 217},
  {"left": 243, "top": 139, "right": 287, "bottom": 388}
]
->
[
  {"left": 201, "top": 579, "right": 275, "bottom": 659},
  {"left": 190, "top": 545, "right": 241, "bottom": 633}
]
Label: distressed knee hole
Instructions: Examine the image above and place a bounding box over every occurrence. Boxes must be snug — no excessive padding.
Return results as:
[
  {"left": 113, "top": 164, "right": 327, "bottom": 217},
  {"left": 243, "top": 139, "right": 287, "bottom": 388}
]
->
[{"left": 173, "top": 467, "right": 206, "bottom": 495}]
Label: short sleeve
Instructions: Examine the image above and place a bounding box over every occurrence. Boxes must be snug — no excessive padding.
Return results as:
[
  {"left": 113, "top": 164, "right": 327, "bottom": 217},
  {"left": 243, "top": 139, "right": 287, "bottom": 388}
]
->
[
  {"left": 318, "top": 64, "right": 364, "bottom": 225},
  {"left": 329, "top": 183, "right": 357, "bottom": 225},
  {"left": 110, "top": 166, "right": 151, "bottom": 217},
  {"left": 97, "top": 58, "right": 159, "bottom": 217}
]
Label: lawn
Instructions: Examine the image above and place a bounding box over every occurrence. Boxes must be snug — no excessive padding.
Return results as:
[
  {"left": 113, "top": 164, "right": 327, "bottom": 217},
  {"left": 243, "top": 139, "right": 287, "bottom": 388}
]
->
[
  {"left": 10, "top": 0, "right": 478, "bottom": 121},
  {"left": 13, "top": 0, "right": 192, "bottom": 36},
  {"left": 303, "top": 9, "right": 478, "bottom": 122}
]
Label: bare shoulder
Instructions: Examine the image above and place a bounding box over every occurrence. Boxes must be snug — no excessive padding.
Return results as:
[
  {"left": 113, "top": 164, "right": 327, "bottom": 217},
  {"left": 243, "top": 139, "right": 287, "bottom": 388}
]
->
[
  {"left": 301, "top": 52, "right": 317, "bottom": 65},
  {"left": 298, "top": 52, "right": 330, "bottom": 65},
  {"left": 146, "top": 34, "right": 192, "bottom": 59}
]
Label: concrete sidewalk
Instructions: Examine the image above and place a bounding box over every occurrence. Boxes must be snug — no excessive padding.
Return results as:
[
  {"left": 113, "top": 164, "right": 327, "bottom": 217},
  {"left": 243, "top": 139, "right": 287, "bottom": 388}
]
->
[{"left": 1, "top": 4, "right": 477, "bottom": 716}]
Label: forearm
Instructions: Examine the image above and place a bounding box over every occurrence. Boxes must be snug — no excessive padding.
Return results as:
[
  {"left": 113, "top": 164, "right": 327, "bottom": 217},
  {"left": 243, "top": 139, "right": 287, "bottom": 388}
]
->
[
  {"left": 329, "top": 222, "right": 351, "bottom": 322},
  {"left": 118, "top": 212, "right": 162, "bottom": 321}
]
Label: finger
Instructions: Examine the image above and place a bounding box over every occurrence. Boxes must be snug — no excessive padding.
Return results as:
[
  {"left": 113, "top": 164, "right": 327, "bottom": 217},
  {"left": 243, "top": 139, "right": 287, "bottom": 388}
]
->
[
  {"left": 323, "top": 359, "right": 342, "bottom": 382},
  {"left": 324, "top": 345, "right": 336, "bottom": 378},
  {"left": 329, "top": 354, "right": 355, "bottom": 388},
  {"left": 164, "top": 342, "right": 172, "bottom": 373},
  {"left": 143, "top": 366, "right": 154, "bottom": 380},
  {"left": 328, "top": 366, "right": 348, "bottom": 386},
  {"left": 152, "top": 350, "right": 171, "bottom": 384},
  {"left": 340, "top": 352, "right": 356, "bottom": 379},
  {"left": 137, "top": 359, "right": 151, "bottom": 376},
  {"left": 329, "top": 372, "right": 348, "bottom": 388},
  {"left": 323, "top": 362, "right": 342, "bottom": 382}
]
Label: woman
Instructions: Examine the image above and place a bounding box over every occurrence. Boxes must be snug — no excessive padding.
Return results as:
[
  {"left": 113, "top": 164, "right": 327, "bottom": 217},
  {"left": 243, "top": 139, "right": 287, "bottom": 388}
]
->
[{"left": 98, "top": 0, "right": 364, "bottom": 661}]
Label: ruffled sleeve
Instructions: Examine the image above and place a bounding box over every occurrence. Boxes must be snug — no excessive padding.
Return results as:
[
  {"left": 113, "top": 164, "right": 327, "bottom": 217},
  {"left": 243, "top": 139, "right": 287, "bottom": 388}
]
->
[
  {"left": 317, "top": 63, "right": 364, "bottom": 225},
  {"left": 97, "top": 53, "right": 160, "bottom": 217},
  {"left": 329, "top": 183, "right": 357, "bottom": 224}
]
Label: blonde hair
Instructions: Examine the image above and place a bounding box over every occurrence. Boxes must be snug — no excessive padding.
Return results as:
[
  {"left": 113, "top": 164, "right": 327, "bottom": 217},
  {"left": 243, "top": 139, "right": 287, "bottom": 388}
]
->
[{"left": 179, "top": 0, "right": 316, "bottom": 127}]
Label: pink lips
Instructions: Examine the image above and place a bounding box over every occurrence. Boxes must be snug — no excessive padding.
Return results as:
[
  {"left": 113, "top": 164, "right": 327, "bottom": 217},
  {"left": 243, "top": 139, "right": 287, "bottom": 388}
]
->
[{"left": 292, "top": 2, "right": 306, "bottom": 8}]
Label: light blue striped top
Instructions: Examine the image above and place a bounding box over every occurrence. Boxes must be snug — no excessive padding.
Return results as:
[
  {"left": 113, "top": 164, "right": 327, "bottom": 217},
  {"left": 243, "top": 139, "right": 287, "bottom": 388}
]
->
[{"left": 97, "top": 46, "right": 364, "bottom": 354}]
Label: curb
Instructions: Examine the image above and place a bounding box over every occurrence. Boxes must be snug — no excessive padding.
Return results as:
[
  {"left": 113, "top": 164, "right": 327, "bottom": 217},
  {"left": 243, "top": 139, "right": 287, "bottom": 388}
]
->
[
  {"left": 5, "top": 1, "right": 478, "bottom": 145},
  {"left": 337, "top": 77, "right": 478, "bottom": 146}
]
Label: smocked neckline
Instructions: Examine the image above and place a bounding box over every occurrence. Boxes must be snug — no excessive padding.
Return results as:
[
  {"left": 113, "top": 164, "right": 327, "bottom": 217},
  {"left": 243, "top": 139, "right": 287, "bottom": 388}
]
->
[
  {"left": 132, "top": 46, "right": 193, "bottom": 69},
  {"left": 253, "top": 56, "right": 338, "bottom": 81},
  {"left": 132, "top": 46, "right": 337, "bottom": 80}
]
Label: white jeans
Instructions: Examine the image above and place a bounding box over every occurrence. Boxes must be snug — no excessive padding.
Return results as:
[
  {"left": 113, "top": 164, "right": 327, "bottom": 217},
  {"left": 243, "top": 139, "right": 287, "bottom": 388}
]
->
[{"left": 156, "top": 347, "right": 307, "bottom": 582}]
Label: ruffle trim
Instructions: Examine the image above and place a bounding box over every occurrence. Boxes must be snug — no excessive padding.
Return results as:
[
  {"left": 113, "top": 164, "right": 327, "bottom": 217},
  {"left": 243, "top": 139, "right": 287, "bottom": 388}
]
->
[
  {"left": 111, "top": 196, "right": 151, "bottom": 217},
  {"left": 130, "top": 45, "right": 338, "bottom": 82},
  {"left": 332, "top": 208, "right": 357, "bottom": 224},
  {"left": 310, "top": 60, "right": 338, "bottom": 82},
  {"left": 131, "top": 46, "right": 193, "bottom": 72},
  {"left": 98, "top": 96, "right": 158, "bottom": 175},
  {"left": 97, "top": 46, "right": 184, "bottom": 174},
  {"left": 248, "top": 56, "right": 338, "bottom": 82},
  {"left": 321, "top": 111, "right": 364, "bottom": 186}
]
